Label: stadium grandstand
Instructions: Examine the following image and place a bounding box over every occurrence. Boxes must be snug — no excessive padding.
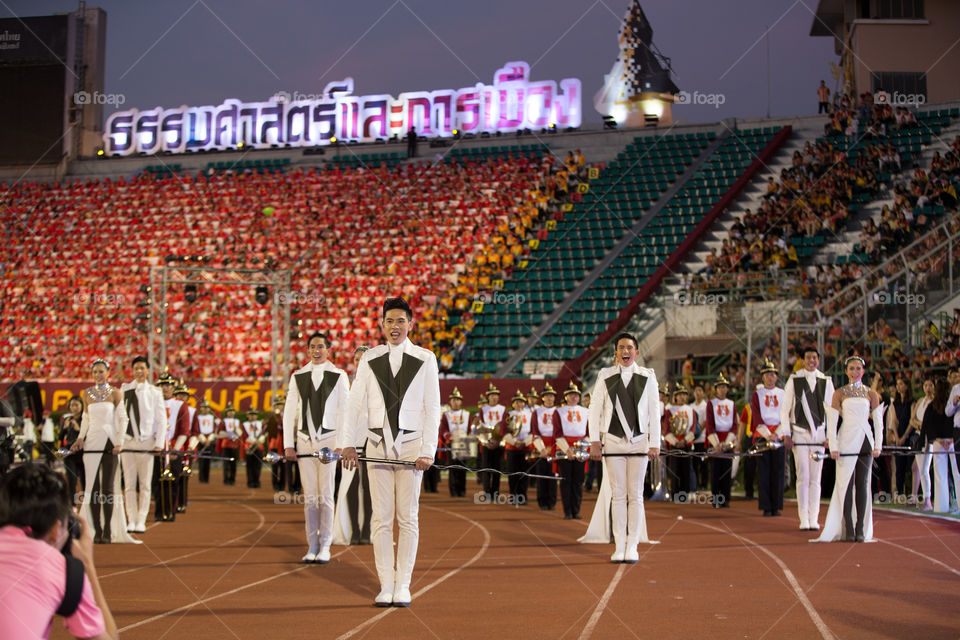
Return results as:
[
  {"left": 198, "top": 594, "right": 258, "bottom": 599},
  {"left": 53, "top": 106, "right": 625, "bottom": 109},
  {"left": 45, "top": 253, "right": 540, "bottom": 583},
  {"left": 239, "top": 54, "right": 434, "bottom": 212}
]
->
[
  {"left": 4, "top": 104, "right": 959, "bottom": 392},
  {"left": 3, "top": 1, "right": 960, "bottom": 636}
]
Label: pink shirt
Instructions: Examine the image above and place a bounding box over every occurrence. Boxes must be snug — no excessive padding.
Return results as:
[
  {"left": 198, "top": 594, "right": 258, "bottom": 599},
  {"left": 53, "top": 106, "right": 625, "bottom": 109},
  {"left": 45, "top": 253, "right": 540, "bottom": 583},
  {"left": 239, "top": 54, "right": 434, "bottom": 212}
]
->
[{"left": 0, "top": 526, "right": 105, "bottom": 639}]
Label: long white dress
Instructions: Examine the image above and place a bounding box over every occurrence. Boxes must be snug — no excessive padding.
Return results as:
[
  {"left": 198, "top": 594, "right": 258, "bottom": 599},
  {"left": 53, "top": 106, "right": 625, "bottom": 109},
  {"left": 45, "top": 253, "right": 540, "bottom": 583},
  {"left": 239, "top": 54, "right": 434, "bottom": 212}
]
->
[
  {"left": 813, "top": 396, "right": 880, "bottom": 543},
  {"left": 79, "top": 398, "right": 139, "bottom": 544},
  {"left": 579, "top": 457, "right": 656, "bottom": 545}
]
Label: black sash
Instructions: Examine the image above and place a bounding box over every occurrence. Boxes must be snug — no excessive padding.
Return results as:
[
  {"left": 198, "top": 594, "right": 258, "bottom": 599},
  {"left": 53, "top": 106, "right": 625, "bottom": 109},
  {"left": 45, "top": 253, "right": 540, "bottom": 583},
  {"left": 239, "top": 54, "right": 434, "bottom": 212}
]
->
[
  {"left": 604, "top": 372, "right": 646, "bottom": 438},
  {"left": 793, "top": 376, "right": 827, "bottom": 429},
  {"left": 295, "top": 369, "right": 341, "bottom": 436},
  {"left": 124, "top": 388, "right": 140, "bottom": 437},
  {"left": 368, "top": 352, "right": 424, "bottom": 440}
]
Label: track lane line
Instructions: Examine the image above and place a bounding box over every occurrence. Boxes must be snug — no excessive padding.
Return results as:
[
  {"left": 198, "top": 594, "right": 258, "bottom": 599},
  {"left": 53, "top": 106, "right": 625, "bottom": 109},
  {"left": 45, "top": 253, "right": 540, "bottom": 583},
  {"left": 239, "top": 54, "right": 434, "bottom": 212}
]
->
[
  {"left": 334, "top": 505, "right": 491, "bottom": 640},
  {"left": 690, "top": 519, "right": 835, "bottom": 640}
]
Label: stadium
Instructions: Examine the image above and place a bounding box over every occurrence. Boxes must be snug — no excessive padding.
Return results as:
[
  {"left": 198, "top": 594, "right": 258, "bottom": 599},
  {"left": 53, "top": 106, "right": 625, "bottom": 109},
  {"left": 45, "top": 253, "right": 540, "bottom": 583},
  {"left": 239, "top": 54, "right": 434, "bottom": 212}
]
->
[{"left": 1, "top": 0, "right": 960, "bottom": 638}]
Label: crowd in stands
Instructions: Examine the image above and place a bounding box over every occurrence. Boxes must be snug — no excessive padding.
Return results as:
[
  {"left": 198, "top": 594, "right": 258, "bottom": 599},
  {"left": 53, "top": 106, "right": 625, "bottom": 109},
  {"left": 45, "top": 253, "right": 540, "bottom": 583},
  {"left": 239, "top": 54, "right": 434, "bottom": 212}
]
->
[
  {"left": 1, "top": 151, "right": 569, "bottom": 380},
  {"left": 421, "top": 149, "right": 587, "bottom": 373}
]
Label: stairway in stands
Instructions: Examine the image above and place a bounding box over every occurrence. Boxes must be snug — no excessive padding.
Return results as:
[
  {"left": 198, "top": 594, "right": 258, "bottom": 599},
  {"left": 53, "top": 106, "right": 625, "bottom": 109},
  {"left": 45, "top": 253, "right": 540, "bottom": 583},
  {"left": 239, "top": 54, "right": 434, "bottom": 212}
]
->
[{"left": 464, "top": 130, "right": 719, "bottom": 375}]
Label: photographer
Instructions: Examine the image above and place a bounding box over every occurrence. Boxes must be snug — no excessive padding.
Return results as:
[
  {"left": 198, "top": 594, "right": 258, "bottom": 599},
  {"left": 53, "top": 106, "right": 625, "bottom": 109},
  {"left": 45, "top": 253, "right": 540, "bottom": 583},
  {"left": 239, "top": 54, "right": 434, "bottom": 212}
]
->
[{"left": 0, "top": 463, "right": 118, "bottom": 639}]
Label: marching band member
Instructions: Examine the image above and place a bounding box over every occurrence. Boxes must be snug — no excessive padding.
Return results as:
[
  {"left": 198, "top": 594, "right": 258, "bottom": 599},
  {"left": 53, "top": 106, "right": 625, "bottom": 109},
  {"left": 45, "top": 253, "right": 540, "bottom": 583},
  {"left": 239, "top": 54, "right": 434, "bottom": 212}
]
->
[
  {"left": 156, "top": 372, "right": 190, "bottom": 522},
  {"left": 339, "top": 297, "right": 441, "bottom": 608},
  {"left": 478, "top": 384, "right": 506, "bottom": 502},
  {"left": 781, "top": 347, "right": 834, "bottom": 531},
  {"left": 738, "top": 400, "right": 756, "bottom": 500},
  {"left": 554, "top": 383, "right": 587, "bottom": 519},
  {"left": 584, "top": 333, "right": 661, "bottom": 563},
  {"left": 243, "top": 409, "right": 266, "bottom": 489},
  {"left": 268, "top": 395, "right": 288, "bottom": 492},
  {"left": 438, "top": 388, "right": 471, "bottom": 497},
  {"left": 195, "top": 401, "right": 218, "bottom": 484},
  {"left": 531, "top": 383, "right": 558, "bottom": 510},
  {"left": 704, "top": 373, "right": 738, "bottom": 509},
  {"left": 814, "top": 356, "right": 883, "bottom": 542},
  {"left": 119, "top": 356, "right": 165, "bottom": 533},
  {"left": 283, "top": 332, "right": 349, "bottom": 564},
  {"left": 691, "top": 384, "right": 709, "bottom": 492},
  {"left": 663, "top": 383, "right": 696, "bottom": 501},
  {"left": 527, "top": 387, "right": 541, "bottom": 409},
  {"left": 217, "top": 403, "right": 242, "bottom": 485},
  {"left": 501, "top": 390, "right": 533, "bottom": 505},
  {"left": 173, "top": 380, "right": 198, "bottom": 513},
  {"left": 751, "top": 359, "right": 787, "bottom": 516}
]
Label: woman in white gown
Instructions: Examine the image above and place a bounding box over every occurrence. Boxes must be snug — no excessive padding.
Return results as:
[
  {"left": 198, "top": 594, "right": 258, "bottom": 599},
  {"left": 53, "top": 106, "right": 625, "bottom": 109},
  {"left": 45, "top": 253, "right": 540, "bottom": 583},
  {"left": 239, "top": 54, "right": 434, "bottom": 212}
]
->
[
  {"left": 332, "top": 346, "right": 372, "bottom": 546},
  {"left": 814, "top": 356, "right": 883, "bottom": 543},
  {"left": 71, "top": 359, "right": 138, "bottom": 544}
]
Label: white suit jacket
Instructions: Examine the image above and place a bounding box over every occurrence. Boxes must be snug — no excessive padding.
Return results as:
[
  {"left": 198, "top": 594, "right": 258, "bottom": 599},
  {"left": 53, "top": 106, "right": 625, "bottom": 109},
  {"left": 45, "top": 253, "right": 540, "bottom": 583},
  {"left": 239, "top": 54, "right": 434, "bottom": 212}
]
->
[
  {"left": 282, "top": 360, "right": 349, "bottom": 448},
  {"left": 119, "top": 381, "right": 166, "bottom": 448},
  {"left": 588, "top": 363, "right": 661, "bottom": 450},
  {"left": 339, "top": 339, "right": 441, "bottom": 459}
]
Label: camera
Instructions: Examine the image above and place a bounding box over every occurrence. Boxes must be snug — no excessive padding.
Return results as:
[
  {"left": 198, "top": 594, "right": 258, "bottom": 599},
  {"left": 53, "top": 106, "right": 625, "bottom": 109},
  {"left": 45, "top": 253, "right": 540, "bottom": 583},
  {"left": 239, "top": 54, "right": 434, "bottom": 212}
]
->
[{"left": 61, "top": 513, "right": 82, "bottom": 555}]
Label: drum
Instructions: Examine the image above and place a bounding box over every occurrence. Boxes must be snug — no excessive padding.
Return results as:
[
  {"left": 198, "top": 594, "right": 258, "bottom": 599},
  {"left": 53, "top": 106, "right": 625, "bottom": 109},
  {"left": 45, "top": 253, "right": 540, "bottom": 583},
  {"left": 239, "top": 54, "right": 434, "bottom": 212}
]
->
[{"left": 451, "top": 434, "right": 477, "bottom": 460}]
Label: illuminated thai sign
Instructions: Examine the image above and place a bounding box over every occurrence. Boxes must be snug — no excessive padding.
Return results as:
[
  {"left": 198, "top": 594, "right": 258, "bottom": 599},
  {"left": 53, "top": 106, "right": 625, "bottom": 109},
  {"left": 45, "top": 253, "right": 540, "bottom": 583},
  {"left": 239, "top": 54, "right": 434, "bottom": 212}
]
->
[{"left": 103, "top": 61, "right": 581, "bottom": 156}]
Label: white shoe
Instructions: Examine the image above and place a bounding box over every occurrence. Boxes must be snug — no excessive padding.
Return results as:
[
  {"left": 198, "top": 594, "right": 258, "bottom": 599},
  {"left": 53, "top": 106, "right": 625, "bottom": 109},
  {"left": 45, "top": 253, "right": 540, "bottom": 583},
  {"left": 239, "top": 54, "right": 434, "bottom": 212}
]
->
[
  {"left": 623, "top": 547, "right": 639, "bottom": 563},
  {"left": 126, "top": 523, "right": 136, "bottom": 533},
  {"left": 610, "top": 548, "right": 625, "bottom": 563},
  {"left": 392, "top": 587, "right": 411, "bottom": 607},
  {"left": 134, "top": 525, "right": 146, "bottom": 534},
  {"left": 375, "top": 586, "right": 394, "bottom": 607},
  {"left": 301, "top": 550, "right": 318, "bottom": 563},
  {"left": 315, "top": 547, "right": 331, "bottom": 564}
]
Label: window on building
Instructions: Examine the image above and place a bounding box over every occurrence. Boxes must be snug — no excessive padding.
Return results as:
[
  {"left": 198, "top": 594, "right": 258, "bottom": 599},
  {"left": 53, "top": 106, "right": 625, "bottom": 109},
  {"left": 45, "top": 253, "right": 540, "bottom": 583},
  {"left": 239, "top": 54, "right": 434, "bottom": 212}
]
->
[
  {"left": 858, "top": 0, "right": 925, "bottom": 19},
  {"left": 870, "top": 72, "right": 928, "bottom": 102}
]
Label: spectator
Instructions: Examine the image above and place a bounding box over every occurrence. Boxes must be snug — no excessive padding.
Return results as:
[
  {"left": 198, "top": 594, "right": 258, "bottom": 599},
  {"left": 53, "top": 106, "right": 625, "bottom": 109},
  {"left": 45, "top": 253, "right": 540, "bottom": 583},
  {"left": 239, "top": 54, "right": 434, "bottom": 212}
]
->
[{"left": 0, "top": 463, "right": 118, "bottom": 640}]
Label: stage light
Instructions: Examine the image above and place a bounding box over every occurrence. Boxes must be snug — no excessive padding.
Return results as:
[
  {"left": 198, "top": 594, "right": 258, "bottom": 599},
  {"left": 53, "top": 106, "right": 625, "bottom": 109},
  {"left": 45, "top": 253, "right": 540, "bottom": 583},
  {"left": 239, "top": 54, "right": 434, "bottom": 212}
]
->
[
  {"left": 184, "top": 284, "right": 197, "bottom": 303},
  {"left": 237, "top": 142, "right": 244, "bottom": 149},
  {"left": 255, "top": 286, "right": 269, "bottom": 305},
  {"left": 96, "top": 149, "right": 104, "bottom": 156}
]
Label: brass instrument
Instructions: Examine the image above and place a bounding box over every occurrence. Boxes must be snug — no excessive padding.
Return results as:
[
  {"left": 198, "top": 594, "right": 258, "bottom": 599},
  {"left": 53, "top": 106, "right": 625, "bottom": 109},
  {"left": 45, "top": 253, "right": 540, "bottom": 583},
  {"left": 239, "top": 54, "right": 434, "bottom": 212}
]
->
[
  {"left": 553, "top": 438, "right": 591, "bottom": 463},
  {"left": 669, "top": 412, "right": 690, "bottom": 442},
  {"left": 475, "top": 421, "right": 503, "bottom": 449}
]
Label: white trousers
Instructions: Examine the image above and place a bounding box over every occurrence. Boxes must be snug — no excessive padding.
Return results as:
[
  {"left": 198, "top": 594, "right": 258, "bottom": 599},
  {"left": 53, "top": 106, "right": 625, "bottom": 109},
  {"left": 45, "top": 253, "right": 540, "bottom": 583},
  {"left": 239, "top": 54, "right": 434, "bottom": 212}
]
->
[
  {"left": 931, "top": 440, "right": 960, "bottom": 513},
  {"left": 914, "top": 445, "right": 932, "bottom": 503},
  {"left": 121, "top": 438, "right": 155, "bottom": 528},
  {"left": 604, "top": 437, "right": 650, "bottom": 550},
  {"left": 792, "top": 427, "right": 825, "bottom": 528},
  {"left": 368, "top": 438, "right": 423, "bottom": 591},
  {"left": 297, "top": 436, "right": 336, "bottom": 552}
]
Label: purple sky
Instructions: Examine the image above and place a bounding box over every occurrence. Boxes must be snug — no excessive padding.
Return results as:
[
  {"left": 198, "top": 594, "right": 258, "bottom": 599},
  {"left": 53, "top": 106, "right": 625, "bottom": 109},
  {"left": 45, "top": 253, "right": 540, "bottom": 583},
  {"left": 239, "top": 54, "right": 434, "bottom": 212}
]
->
[{"left": 6, "top": 0, "right": 839, "bottom": 125}]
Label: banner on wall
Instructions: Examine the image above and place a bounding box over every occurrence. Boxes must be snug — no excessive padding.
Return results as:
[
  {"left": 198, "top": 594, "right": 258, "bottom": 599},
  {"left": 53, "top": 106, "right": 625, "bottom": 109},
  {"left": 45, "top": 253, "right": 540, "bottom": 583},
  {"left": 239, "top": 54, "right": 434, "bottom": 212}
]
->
[{"left": 4, "top": 378, "right": 573, "bottom": 415}]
